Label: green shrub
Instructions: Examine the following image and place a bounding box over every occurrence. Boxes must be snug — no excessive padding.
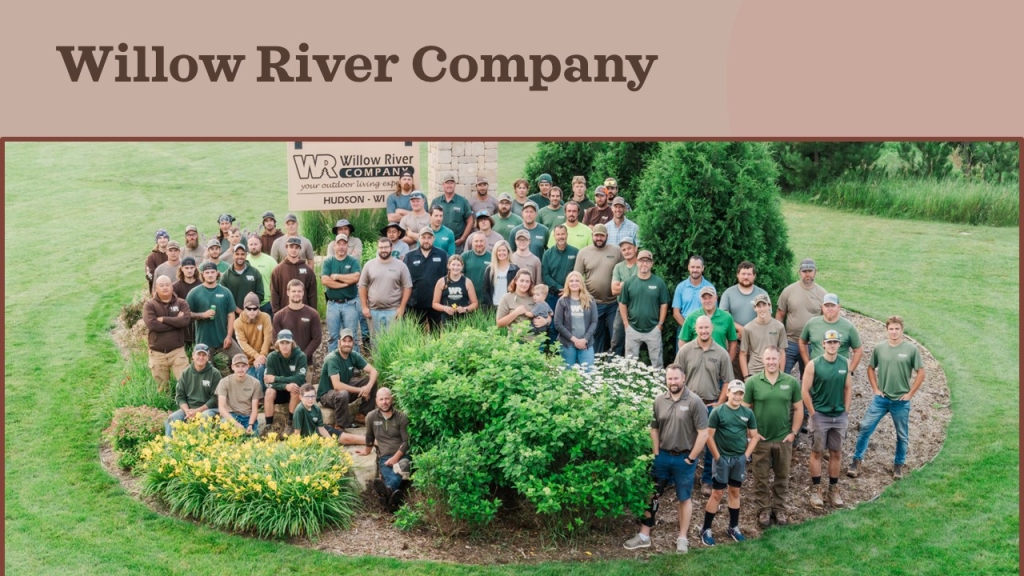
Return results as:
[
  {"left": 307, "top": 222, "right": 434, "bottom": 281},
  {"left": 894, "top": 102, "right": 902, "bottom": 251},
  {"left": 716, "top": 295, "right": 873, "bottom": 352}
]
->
[
  {"left": 139, "top": 418, "right": 361, "bottom": 539},
  {"left": 633, "top": 141, "right": 795, "bottom": 298},
  {"left": 895, "top": 142, "right": 953, "bottom": 179},
  {"left": 522, "top": 142, "right": 606, "bottom": 193},
  {"left": 588, "top": 141, "right": 661, "bottom": 198},
  {"left": 772, "top": 142, "right": 884, "bottom": 191},
  {"left": 97, "top": 352, "right": 177, "bottom": 426},
  {"left": 104, "top": 406, "right": 168, "bottom": 470},
  {"left": 367, "top": 316, "right": 429, "bottom": 380}
]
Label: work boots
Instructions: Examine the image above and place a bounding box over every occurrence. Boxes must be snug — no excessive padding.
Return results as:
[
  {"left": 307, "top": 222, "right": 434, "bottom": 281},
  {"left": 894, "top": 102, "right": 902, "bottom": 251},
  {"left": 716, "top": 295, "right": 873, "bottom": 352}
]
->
[
  {"left": 809, "top": 484, "right": 825, "bottom": 509},
  {"left": 828, "top": 484, "right": 845, "bottom": 507}
]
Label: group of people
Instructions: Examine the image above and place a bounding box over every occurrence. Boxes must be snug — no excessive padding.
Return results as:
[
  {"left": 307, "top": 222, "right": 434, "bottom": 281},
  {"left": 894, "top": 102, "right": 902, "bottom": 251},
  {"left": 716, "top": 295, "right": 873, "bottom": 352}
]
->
[{"left": 142, "top": 168, "right": 926, "bottom": 534}]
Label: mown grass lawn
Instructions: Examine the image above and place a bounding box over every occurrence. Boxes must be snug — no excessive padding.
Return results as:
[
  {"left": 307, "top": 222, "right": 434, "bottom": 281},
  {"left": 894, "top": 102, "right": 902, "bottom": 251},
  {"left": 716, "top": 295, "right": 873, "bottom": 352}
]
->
[{"left": 4, "top": 142, "right": 1019, "bottom": 575}]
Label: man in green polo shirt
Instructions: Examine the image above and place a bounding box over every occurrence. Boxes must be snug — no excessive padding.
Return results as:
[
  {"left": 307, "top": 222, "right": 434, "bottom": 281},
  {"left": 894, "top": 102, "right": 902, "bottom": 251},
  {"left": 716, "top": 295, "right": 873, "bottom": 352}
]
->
[
  {"left": 799, "top": 293, "right": 863, "bottom": 371},
  {"left": 508, "top": 201, "right": 550, "bottom": 259},
  {"left": 536, "top": 186, "right": 566, "bottom": 230},
  {"left": 801, "top": 329, "right": 852, "bottom": 509},
  {"left": 680, "top": 285, "right": 738, "bottom": 360},
  {"left": 430, "top": 173, "right": 474, "bottom": 253},
  {"left": 743, "top": 346, "right": 803, "bottom": 527},
  {"left": 492, "top": 193, "right": 523, "bottom": 240},
  {"left": 321, "top": 233, "right": 362, "bottom": 354},
  {"left": 618, "top": 250, "right": 670, "bottom": 369},
  {"left": 317, "top": 329, "right": 380, "bottom": 428},
  {"left": 849, "top": 315, "right": 926, "bottom": 480},
  {"left": 461, "top": 233, "right": 491, "bottom": 299},
  {"left": 609, "top": 236, "right": 639, "bottom": 356}
]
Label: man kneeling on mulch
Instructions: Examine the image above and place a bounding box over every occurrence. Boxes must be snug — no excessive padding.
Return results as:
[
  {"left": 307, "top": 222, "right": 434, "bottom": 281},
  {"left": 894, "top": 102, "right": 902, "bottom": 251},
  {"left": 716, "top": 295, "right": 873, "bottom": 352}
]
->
[{"left": 356, "top": 388, "right": 411, "bottom": 512}]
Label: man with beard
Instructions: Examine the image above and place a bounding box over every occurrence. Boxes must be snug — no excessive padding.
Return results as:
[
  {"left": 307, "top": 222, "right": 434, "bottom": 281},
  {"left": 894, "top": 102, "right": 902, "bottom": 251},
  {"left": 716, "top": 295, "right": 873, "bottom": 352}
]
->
[
  {"left": 259, "top": 211, "right": 284, "bottom": 256},
  {"left": 164, "top": 344, "right": 220, "bottom": 436},
  {"left": 186, "top": 262, "right": 245, "bottom": 360},
  {"left": 358, "top": 238, "right": 413, "bottom": 335},
  {"left": 740, "top": 294, "right": 788, "bottom": 380},
  {"left": 491, "top": 193, "right": 523, "bottom": 239},
  {"left": 799, "top": 293, "right": 863, "bottom": 372},
  {"left": 246, "top": 234, "right": 276, "bottom": 316},
  {"left": 618, "top": 250, "right": 670, "bottom": 369},
  {"left": 270, "top": 237, "right": 317, "bottom": 314},
  {"left": 719, "top": 261, "right": 769, "bottom": 344},
  {"left": 431, "top": 173, "right": 474, "bottom": 253},
  {"left": 356, "top": 387, "right": 412, "bottom": 511},
  {"left": 386, "top": 168, "right": 417, "bottom": 224},
  {"left": 271, "top": 279, "right": 322, "bottom": 384},
  {"left": 220, "top": 244, "right": 264, "bottom": 316},
  {"left": 776, "top": 258, "right": 828, "bottom": 377},
  {"left": 152, "top": 240, "right": 183, "bottom": 288},
  {"left": 404, "top": 227, "right": 449, "bottom": 328},
  {"left": 527, "top": 173, "right": 553, "bottom": 209},
  {"left": 605, "top": 197, "right": 640, "bottom": 247},
  {"left": 318, "top": 329, "right": 381, "bottom": 428},
  {"left": 145, "top": 228, "right": 170, "bottom": 292},
  {"left": 674, "top": 315, "right": 735, "bottom": 496},
  {"left": 610, "top": 236, "right": 639, "bottom": 356},
  {"left": 508, "top": 201, "right": 550, "bottom": 259},
  {"left": 536, "top": 186, "right": 566, "bottom": 230},
  {"left": 144, "top": 275, "right": 192, "bottom": 391},
  {"left": 744, "top": 346, "right": 803, "bottom": 527},
  {"left": 541, "top": 224, "right": 579, "bottom": 322},
  {"left": 470, "top": 175, "right": 499, "bottom": 215},
  {"left": 801, "top": 329, "right": 852, "bottom": 509},
  {"left": 270, "top": 213, "right": 315, "bottom": 268},
  {"left": 462, "top": 233, "right": 491, "bottom": 299},
  {"left": 203, "top": 238, "right": 229, "bottom": 274},
  {"left": 672, "top": 255, "right": 715, "bottom": 328},
  {"left": 322, "top": 233, "right": 363, "bottom": 353},
  {"left": 573, "top": 224, "right": 624, "bottom": 354},
  {"left": 569, "top": 175, "right": 594, "bottom": 211},
  {"left": 181, "top": 225, "right": 205, "bottom": 263},
  {"left": 234, "top": 292, "right": 272, "bottom": 386},
  {"left": 399, "top": 191, "right": 431, "bottom": 248},
  {"left": 551, "top": 201, "right": 592, "bottom": 250},
  {"left": 623, "top": 364, "right": 708, "bottom": 554},
  {"left": 473, "top": 211, "right": 504, "bottom": 252},
  {"left": 583, "top": 186, "right": 612, "bottom": 227}
]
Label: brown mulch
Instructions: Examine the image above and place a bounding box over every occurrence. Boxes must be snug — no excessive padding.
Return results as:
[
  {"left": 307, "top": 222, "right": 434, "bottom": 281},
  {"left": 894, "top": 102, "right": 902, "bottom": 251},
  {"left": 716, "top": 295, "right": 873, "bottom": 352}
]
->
[{"left": 103, "top": 309, "right": 950, "bottom": 564}]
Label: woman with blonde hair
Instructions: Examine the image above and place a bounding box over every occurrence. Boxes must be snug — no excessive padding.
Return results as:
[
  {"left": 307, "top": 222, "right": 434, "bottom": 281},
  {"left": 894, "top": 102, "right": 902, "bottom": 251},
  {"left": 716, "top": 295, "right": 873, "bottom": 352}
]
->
[
  {"left": 481, "top": 240, "right": 519, "bottom": 310},
  {"left": 553, "top": 271, "right": 598, "bottom": 368}
]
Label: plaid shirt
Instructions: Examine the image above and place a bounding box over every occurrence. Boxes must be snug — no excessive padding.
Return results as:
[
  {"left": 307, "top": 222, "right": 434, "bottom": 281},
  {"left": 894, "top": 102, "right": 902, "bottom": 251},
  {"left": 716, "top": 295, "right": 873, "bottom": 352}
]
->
[{"left": 605, "top": 217, "right": 640, "bottom": 247}]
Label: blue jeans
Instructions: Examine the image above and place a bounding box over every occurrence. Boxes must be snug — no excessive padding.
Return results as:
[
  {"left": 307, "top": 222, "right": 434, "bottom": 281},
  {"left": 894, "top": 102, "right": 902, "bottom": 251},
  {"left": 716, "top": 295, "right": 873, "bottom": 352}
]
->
[
  {"left": 327, "top": 299, "right": 362, "bottom": 354},
  {"left": 379, "top": 454, "right": 409, "bottom": 492},
  {"left": 701, "top": 404, "right": 715, "bottom": 485},
  {"left": 594, "top": 302, "right": 618, "bottom": 354},
  {"left": 370, "top": 309, "right": 397, "bottom": 337},
  {"left": 247, "top": 364, "right": 266, "bottom": 388},
  {"left": 225, "top": 412, "right": 259, "bottom": 436},
  {"left": 784, "top": 340, "right": 807, "bottom": 377},
  {"left": 652, "top": 451, "right": 697, "bottom": 501},
  {"left": 560, "top": 343, "right": 595, "bottom": 370},
  {"left": 854, "top": 395, "right": 911, "bottom": 465},
  {"left": 164, "top": 408, "right": 219, "bottom": 436}
]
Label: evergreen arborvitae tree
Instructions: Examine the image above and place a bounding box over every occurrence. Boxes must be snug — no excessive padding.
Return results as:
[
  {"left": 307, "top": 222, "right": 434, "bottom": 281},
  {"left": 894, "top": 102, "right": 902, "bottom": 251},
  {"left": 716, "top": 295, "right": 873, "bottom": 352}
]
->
[
  {"left": 521, "top": 142, "right": 606, "bottom": 194},
  {"left": 588, "top": 141, "right": 661, "bottom": 200},
  {"left": 633, "top": 142, "right": 795, "bottom": 298},
  {"left": 772, "top": 142, "right": 884, "bottom": 191}
]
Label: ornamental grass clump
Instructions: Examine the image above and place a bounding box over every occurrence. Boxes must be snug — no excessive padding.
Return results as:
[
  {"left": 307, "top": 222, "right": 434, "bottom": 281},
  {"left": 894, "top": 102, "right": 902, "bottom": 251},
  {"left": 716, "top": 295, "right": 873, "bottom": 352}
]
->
[{"left": 138, "top": 418, "right": 360, "bottom": 539}]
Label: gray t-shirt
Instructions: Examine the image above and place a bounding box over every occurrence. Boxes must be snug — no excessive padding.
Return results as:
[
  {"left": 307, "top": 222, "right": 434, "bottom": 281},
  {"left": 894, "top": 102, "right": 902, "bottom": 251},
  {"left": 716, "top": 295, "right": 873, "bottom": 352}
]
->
[
  {"left": 568, "top": 298, "right": 586, "bottom": 338},
  {"left": 530, "top": 300, "right": 553, "bottom": 334},
  {"left": 358, "top": 257, "right": 413, "bottom": 310},
  {"left": 719, "top": 284, "right": 769, "bottom": 327},
  {"left": 470, "top": 195, "right": 500, "bottom": 215},
  {"left": 270, "top": 235, "right": 315, "bottom": 264}
]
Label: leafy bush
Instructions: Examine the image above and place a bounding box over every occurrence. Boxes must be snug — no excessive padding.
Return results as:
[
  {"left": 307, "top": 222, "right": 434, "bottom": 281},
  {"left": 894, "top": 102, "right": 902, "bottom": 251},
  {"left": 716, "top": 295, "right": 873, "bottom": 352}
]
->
[
  {"left": 588, "top": 141, "right": 661, "bottom": 198},
  {"left": 772, "top": 142, "right": 884, "bottom": 192},
  {"left": 391, "top": 328, "right": 660, "bottom": 537},
  {"left": 138, "top": 418, "right": 360, "bottom": 539},
  {"left": 633, "top": 141, "right": 795, "bottom": 298},
  {"left": 104, "top": 406, "right": 168, "bottom": 470},
  {"left": 97, "top": 352, "right": 177, "bottom": 426},
  {"left": 521, "top": 142, "right": 607, "bottom": 193}
]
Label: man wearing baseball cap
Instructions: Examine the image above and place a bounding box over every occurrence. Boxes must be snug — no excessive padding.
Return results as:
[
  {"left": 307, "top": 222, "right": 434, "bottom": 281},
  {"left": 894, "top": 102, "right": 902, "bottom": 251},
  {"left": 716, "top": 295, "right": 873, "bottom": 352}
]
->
[
  {"left": 573, "top": 223, "right": 624, "bottom": 354},
  {"left": 605, "top": 196, "right": 640, "bottom": 247},
  {"left": 216, "top": 353, "right": 264, "bottom": 436},
  {"left": 470, "top": 175, "right": 499, "bottom": 215},
  {"left": 700, "top": 379, "right": 758, "bottom": 547},
  {"left": 680, "top": 285, "right": 739, "bottom": 360},
  {"left": 269, "top": 236, "right": 317, "bottom": 313},
  {"left": 220, "top": 243, "right": 264, "bottom": 316},
  {"left": 404, "top": 226, "right": 449, "bottom": 328},
  {"left": 263, "top": 329, "right": 308, "bottom": 435},
  {"left": 528, "top": 173, "right": 554, "bottom": 209},
  {"left": 185, "top": 261, "right": 245, "bottom": 360},
  {"left": 152, "top": 240, "right": 183, "bottom": 287},
  {"left": 776, "top": 258, "right": 828, "bottom": 377},
  {"left": 145, "top": 228, "right": 171, "bottom": 292},
  {"left": 387, "top": 167, "right": 417, "bottom": 224},
  {"left": 609, "top": 236, "right": 639, "bottom": 356},
  {"left": 508, "top": 200, "right": 550, "bottom": 260},
  {"left": 318, "top": 328, "right": 380, "bottom": 428},
  {"left": 740, "top": 293, "right": 788, "bottom": 379},
  {"left": 801, "top": 328, "right": 852, "bottom": 509},
  {"left": 510, "top": 229, "right": 542, "bottom": 286},
  {"left": 202, "top": 238, "right": 228, "bottom": 274},
  {"left": 430, "top": 173, "right": 474, "bottom": 253},
  {"left": 164, "top": 344, "right": 221, "bottom": 437},
  {"left": 617, "top": 249, "right": 670, "bottom": 369},
  {"left": 491, "top": 193, "right": 523, "bottom": 240},
  {"left": 583, "top": 185, "right": 612, "bottom": 227},
  {"left": 181, "top": 224, "right": 205, "bottom": 263},
  {"left": 799, "top": 293, "right": 863, "bottom": 372},
  {"left": 259, "top": 211, "right": 284, "bottom": 256},
  {"left": 399, "top": 191, "right": 431, "bottom": 247},
  {"left": 270, "top": 213, "right": 315, "bottom": 268}
]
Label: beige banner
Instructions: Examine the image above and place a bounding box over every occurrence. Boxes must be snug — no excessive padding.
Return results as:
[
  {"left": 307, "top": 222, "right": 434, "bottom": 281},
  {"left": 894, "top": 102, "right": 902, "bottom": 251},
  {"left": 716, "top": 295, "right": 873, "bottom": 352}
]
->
[{"left": 287, "top": 141, "right": 420, "bottom": 210}]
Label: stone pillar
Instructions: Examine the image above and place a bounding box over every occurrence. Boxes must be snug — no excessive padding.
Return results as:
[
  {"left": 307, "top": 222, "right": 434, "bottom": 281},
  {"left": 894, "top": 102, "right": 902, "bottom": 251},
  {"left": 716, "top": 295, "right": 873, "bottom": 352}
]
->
[{"left": 427, "top": 141, "right": 498, "bottom": 201}]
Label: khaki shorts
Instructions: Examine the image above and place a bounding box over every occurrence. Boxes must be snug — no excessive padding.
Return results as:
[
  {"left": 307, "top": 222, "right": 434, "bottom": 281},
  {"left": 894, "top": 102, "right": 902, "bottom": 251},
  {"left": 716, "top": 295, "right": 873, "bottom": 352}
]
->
[{"left": 809, "top": 411, "right": 848, "bottom": 452}]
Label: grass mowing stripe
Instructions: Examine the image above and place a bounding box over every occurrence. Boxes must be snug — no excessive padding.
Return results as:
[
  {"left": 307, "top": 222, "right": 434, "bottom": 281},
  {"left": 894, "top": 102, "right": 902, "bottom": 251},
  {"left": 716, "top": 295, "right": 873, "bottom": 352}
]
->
[{"left": 4, "top": 143, "right": 1018, "bottom": 574}]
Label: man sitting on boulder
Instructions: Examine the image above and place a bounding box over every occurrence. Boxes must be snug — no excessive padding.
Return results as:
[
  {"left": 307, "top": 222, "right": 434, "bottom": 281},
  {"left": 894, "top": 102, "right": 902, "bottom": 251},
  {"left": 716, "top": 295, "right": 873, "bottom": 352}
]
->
[{"left": 356, "top": 387, "right": 411, "bottom": 511}]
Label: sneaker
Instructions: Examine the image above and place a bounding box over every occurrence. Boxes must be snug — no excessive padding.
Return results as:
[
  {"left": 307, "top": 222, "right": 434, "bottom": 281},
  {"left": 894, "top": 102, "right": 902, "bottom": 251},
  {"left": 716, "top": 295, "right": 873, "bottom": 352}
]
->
[
  {"left": 828, "top": 484, "right": 845, "bottom": 507},
  {"left": 758, "top": 510, "right": 772, "bottom": 528},
  {"left": 623, "top": 534, "right": 651, "bottom": 550},
  {"left": 774, "top": 510, "right": 788, "bottom": 526},
  {"left": 893, "top": 464, "right": 904, "bottom": 479},
  {"left": 847, "top": 459, "right": 861, "bottom": 478},
  {"left": 727, "top": 526, "right": 745, "bottom": 542},
  {"left": 676, "top": 537, "right": 689, "bottom": 554},
  {"left": 701, "top": 484, "right": 712, "bottom": 497},
  {"left": 387, "top": 487, "right": 405, "bottom": 512},
  {"left": 701, "top": 529, "right": 716, "bottom": 547},
  {"left": 809, "top": 484, "right": 825, "bottom": 509}
]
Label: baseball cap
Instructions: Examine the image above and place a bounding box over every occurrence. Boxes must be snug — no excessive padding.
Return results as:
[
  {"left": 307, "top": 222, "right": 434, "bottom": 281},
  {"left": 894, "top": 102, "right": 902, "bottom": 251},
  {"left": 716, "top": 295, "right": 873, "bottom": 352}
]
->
[
  {"left": 594, "top": 186, "right": 607, "bottom": 196},
  {"left": 699, "top": 286, "right": 717, "bottom": 297},
  {"left": 231, "top": 354, "right": 249, "bottom": 366},
  {"left": 823, "top": 293, "right": 839, "bottom": 306},
  {"left": 443, "top": 173, "right": 456, "bottom": 183},
  {"left": 185, "top": 224, "right": 198, "bottom": 234},
  {"left": 206, "top": 238, "right": 221, "bottom": 248},
  {"left": 193, "top": 343, "right": 210, "bottom": 355},
  {"left": 475, "top": 210, "right": 493, "bottom": 221},
  {"left": 799, "top": 258, "right": 817, "bottom": 271},
  {"left": 592, "top": 223, "right": 608, "bottom": 235},
  {"left": 523, "top": 200, "right": 539, "bottom": 211},
  {"left": 536, "top": 173, "right": 553, "bottom": 184},
  {"left": 181, "top": 257, "right": 197, "bottom": 267},
  {"left": 497, "top": 192, "right": 513, "bottom": 202},
  {"left": 262, "top": 211, "right": 276, "bottom": 222},
  {"left": 410, "top": 190, "right": 426, "bottom": 200},
  {"left": 285, "top": 213, "right": 298, "bottom": 223},
  {"left": 155, "top": 228, "right": 169, "bottom": 240},
  {"left": 286, "top": 237, "right": 302, "bottom": 246},
  {"left": 199, "top": 261, "right": 218, "bottom": 272},
  {"left": 611, "top": 197, "right": 627, "bottom": 207},
  {"left": 514, "top": 229, "right": 531, "bottom": 240},
  {"left": 753, "top": 293, "right": 771, "bottom": 307},
  {"left": 335, "top": 233, "right": 349, "bottom": 243},
  {"left": 400, "top": 167, "right": 415, "bottom": 178},
  {"left": 218, "top": 214, "right": 235, "bottom": 224},
  {"left": 276, "top": 329, "right": 294, "bottom": 342},
  {"left": 618, "top": 236, "right": 636, "bottom": 246},
  {"left": 637, "top": 250, "right": 653, "bottom": 260},
  {"left": 476, "top": 175, "right": 489, "bottom": 184},
  {"left": 727, "top": 380, "right": 746, "bottom": 393},
  {"left": 332, "top": 219, "right": 355, "bottom": 235},
  {"left": 604, "top": 178, "right": 618, "bottom": 187},
  {"left": 823, "top": 329, "right": 841, "bottom": 342},
  {"left": 419, "top": 226, "right": 435, "bottom": 237},
  {"left": 233, "top": 243, "right": 247, "bottom": 253},
  {"left": 167, "top": 240, "right": 181, "bottom": 250},
  {"left": 339, "top": 328, "right": 354, "bottom": 341}
]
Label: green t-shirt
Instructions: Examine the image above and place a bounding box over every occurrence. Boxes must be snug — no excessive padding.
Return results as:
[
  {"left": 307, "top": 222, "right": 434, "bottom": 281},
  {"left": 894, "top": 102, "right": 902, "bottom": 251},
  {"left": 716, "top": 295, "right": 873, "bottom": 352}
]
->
[
  {"left": 681, "top": 307, "right": 738, "bottom": 349},
  {"left": 461, "top": 250, "right": 491, "bottom": 299},
  {"left": 247, "top": 252, "right": 276, "bottom": 306},
  {"left": 317, "top": 349, "right": 368, "bottom": 399},
  {"left": 185, "top": 284, "right": 237, "bottom": 349},
  {"left": 618, "top": 274, "right": 670, "bottom": 333},
  {"left": 708, "top": 404, "right": 757, "bottom": 457},
  {"left": 491, "top": 213, "right": 523, "bottom": 240},
  {"left": 612, "top": 260, "right": 638, "bottom": 285},
  {"left": 871, "top": 340, "right": 924, "bottom": 400},
  {"left": 743, "top": 372, "right": 802, "bottom": 442},
  {"left": 801, "top": 315, "right": 861, "bottom": 359},
  {"left": 294, "top": 403, "right": 326, "bottom": 437},
  {"left": 536, "top": 205, "right": 566, "bottom": 230},
  {"left": 508, "top": 223, "right": 550, "bottom": 259},
  {"left": 809, "top": 355, "right": 849, "bottom": 416},
  {"left": 322, "top": 254, "right": 361, "bottom": 301},
  {"left": 430, "top": 225, "right": 457, "bottom": 256},
  {"left": 431, "top": 194, "right": 474, "bottom": 238},
  {"left": 264, "top": 349, "right": 308, "bottom": 392},
  {"left": 527, "top": 192, "right": 550, "bottom": 209}
]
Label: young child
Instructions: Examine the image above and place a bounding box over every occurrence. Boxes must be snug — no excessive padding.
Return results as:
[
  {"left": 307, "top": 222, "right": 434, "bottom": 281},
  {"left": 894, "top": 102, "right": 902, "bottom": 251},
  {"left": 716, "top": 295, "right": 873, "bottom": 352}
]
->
[
  {"left": 530, "top": 284, "right": 554, "bottom": 336},
  {"left": 292, "top": 383, "right": 366, "bottom": 445}
]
